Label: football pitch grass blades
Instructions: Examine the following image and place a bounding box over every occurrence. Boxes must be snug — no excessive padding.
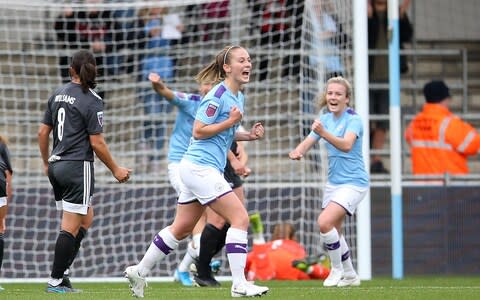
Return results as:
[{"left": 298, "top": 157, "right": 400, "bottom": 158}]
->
[{"left": 1, "top": 276, "right": 479, "bottom": 300}]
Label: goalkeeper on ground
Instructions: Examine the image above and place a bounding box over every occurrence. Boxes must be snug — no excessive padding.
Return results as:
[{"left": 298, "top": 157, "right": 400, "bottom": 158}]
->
[{"left": 246, "top": 221, "right": 330, "bottom": 281}]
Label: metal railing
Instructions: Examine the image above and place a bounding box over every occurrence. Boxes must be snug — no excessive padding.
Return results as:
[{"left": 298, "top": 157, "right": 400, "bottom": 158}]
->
[{"left": 368, "top": 48, "right": 469, "bottom": 111}]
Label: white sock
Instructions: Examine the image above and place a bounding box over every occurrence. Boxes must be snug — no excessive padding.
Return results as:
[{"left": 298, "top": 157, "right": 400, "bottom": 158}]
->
[
  {"left": 137, "top": 227, "right": 180, "bottom": 277},
  {"left": 192, "top": 233, "right": 201, "bottom": 257},
  {"left": 47, "top": 277, "right": 63, "bottom": 287},
  {"left": 177, "top": 240, "right": 196, "bottom": 272},
  {"left": 339, "top": 235, "right": 356, "bottom": 277},
  {"left": 321, "top": 228, "right": 342, "bottom": 271},
  {"left": 225, "top": 227, "right": 248, "bottom": 286}
]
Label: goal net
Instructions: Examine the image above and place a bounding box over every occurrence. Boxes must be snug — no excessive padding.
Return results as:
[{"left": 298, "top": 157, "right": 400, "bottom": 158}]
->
[{"left": 0, "top": 0, "right": 355, "bottom": 279}]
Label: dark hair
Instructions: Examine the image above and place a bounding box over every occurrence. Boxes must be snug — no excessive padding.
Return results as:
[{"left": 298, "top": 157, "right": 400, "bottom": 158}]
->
[
  {"left": 195, "top": 45, "right": 242, "bottom": 85},
  {"left": 70, "top": 49, "right": 97, "bottom": 93}
]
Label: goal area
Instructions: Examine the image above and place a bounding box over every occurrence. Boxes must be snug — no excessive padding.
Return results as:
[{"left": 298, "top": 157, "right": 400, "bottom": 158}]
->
[{"left": 0, "top": 0, "right": 360, "bottom": 280}]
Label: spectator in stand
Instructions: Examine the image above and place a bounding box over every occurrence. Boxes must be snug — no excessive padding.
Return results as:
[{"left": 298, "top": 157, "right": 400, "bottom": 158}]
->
[
  {"left": 144, "top": 6, "right": 184, "bottom": 49},
  {"left": 159, "top": 6, "right": 184, "bottom": 76},
  {"left": 110, "top": 5, "right": 138, "bottom": 77},
  {"left": 160, "top": 7, "right": 185, "bottom": 48},
  {"left": 117, "top": 6, "right": 147, "bottom": 77},
  {"left": 180, "top": 4, "right": 203, "bottom": 44},
  {"left": 182, "top": 1, "right": 229, "bottom": 64},
  {"left": 201, "top": 1, "right": 230, "bottom": 42},
  {"left": 54, "top": 5, "right": 77, "bottom": 83},
  {"left": 250, "top": 0, "right": 304, "bottom": 81},
  {"left": 303, "top": 1, "right": 345, "bottom": 135},
  {"left": 54, "top": 0, "right": 121, "bottom": 97},
  {"left": 368, "top": 0, "right": 413, "bottom": 173},
  {"left": 283, "top": 0, "right": 304, "bottom": 80},
  {"left": 405, "top": 80, "right": 480, "bottom": 175},
  {"left": 245, "top": 219, "right": 330, "bottom": 281},
  {"left": 308, "top": 1, "right": 344, "bottom": 81},
  {"left": 0, "top": 135, "right": 13, "bottom": 292},
  {"left": 139, "top": 5, "right": 179, "bottom": 167}
]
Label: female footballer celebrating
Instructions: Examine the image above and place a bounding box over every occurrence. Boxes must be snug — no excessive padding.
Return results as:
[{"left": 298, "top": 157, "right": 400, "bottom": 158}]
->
[
  {"left": 289, "top": 76, "right": 369, "bottom": 287},
  {"left": 125, "top": 45, "right": 269, "bottom": 298}
]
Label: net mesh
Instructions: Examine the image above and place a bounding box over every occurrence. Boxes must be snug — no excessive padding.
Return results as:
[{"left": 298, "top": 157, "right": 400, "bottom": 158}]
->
[{"left": 0, "top": 0, "right": 356, "bottom": 278}]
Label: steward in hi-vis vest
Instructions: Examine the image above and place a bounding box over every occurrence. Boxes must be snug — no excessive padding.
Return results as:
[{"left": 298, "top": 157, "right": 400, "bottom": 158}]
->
[{"left": 405, "top": 80, "right": 480, "bottom": 175}]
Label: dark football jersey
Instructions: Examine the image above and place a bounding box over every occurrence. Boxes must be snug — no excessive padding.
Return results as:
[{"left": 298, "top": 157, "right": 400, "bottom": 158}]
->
[
  {"left": 0, "top": 141, "right": 13, "bottom": 178},
  {"left": 42, "top": 82, "right": 104, "bottom": 161}
]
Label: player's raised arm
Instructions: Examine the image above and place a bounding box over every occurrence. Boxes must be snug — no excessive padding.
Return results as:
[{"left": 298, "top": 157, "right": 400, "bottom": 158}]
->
[{"left": 149, "top": 72, "right": 175, "bottom": 101}]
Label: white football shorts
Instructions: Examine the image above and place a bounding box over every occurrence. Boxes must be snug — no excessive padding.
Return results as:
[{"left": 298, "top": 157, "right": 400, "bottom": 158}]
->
[
  {"left": 167, "top": 162, "right": 182, "bottom": 196},
  {"left": 322, "top": 182, "right": 368, "bottom": 216},
  {"left": 0, "top": 196, "right": 6, "bottom": 207},
  {"left": 178, "top": 159, "right": 232, "bottom": 205}
]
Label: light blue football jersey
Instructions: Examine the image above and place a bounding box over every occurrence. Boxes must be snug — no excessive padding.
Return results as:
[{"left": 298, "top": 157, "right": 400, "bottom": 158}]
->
[
  {"left": 167, "top": 91, "right": 202, "bottom": 162},
  {"left": 183, "top": 82, "right": 244, "bottom": 172},
  {"left": 309, "top": 108, "right": 369, "bottom": 187}
]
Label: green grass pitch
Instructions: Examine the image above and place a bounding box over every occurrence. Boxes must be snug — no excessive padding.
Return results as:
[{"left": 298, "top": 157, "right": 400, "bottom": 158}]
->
[{"left": 1, "top": 276, "right": 479, "bottom": 300}]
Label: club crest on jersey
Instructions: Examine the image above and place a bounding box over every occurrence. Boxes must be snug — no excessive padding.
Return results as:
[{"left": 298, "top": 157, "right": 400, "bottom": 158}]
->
[
  {"left": 206, "top": 102, "right": 219, "bottom": 117},
  {"left": 97, "top": 111, "right": 104, "bottom": 127}
]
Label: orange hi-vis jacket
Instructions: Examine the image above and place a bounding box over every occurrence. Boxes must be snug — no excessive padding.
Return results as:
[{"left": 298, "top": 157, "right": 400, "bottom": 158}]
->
[{"left": 405, "top": 103, "right": 480, "bottom": 174}]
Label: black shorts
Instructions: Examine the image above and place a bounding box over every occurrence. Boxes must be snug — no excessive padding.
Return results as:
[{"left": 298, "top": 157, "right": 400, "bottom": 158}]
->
[
  {"left": 223, "top": 162, "right": 243, "bottom": 189},
  {"left": 0, "top": 173, "right": 6, "bottom": 198},
  {"left": 369, "top": 89, "right": 389, "bottom": 130},
  {"left": 48, "top": 160, "right": 94, "bottom": 214},
  {"left": 0, "top": 175, "right": 6, "bottom": 206}
]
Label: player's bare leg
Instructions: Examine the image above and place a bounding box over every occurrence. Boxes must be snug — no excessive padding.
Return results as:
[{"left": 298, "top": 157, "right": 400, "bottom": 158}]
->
[
  {"left": 125, "top": 202, "right": 204, "bottom": 297},
  {"left": 175, "top": 212, "right": 206, "bottom": 286},
  {"left": 208, "top": 193, "right": 269, "bottom": 297}
]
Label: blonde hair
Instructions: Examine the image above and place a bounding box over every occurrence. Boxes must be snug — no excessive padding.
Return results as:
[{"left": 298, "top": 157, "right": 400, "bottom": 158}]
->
[
  {"left": 317, "top": 76, "right": 353, "bottom": 109},
  {"left": 195, "top": 45, "right": 243, "bottom": 86},
  {"left": 195, "top": 68, "right": 217, "bottom": 85},
  {"left": 272, "top": 223, "right": 296, "bottom": 241}
]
